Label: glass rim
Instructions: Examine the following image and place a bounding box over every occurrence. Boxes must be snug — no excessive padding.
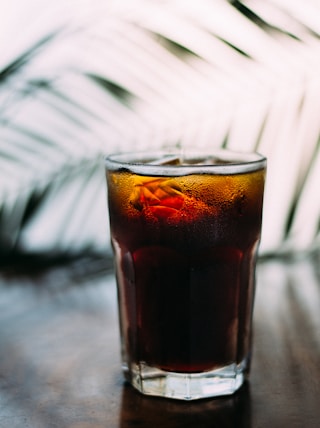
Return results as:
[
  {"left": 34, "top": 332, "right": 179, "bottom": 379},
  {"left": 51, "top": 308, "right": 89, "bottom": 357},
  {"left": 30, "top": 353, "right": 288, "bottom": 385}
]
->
[{"left": 105, "top": 149, "right": 267, "bottom": 176}]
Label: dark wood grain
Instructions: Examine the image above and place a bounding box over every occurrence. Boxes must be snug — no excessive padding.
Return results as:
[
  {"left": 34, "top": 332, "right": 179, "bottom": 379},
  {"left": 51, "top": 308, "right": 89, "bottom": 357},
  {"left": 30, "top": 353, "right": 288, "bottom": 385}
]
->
[{"left": 0, "top": 255, "right": 319, "bottom": 428}]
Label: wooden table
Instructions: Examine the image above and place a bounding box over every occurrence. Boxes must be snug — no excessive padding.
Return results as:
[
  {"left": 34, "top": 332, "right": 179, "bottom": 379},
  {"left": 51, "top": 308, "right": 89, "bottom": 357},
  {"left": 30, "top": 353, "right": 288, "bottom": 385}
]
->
[{"left": 0, "top": 254, "right": 319, "bottom": 428}]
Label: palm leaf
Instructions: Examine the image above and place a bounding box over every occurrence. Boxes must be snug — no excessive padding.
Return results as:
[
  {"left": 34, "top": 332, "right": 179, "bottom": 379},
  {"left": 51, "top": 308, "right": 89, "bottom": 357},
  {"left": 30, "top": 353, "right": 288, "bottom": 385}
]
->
[{"left": 1, "top": 0, "right": 320, "bottom": 261}]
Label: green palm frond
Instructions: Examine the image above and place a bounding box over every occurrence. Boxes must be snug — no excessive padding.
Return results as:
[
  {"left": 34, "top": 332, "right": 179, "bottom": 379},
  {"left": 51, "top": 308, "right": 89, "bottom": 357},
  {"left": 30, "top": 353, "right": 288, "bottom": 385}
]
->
[{"left": 1, "top": 0, "right": 320, "bottom": 260}]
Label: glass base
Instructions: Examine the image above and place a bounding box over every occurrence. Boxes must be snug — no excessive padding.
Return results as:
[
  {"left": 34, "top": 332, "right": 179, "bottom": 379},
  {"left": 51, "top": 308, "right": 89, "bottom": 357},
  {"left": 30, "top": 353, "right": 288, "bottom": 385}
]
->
[{"left": 124, "top": 359, "right": 248, "bottom": 401}]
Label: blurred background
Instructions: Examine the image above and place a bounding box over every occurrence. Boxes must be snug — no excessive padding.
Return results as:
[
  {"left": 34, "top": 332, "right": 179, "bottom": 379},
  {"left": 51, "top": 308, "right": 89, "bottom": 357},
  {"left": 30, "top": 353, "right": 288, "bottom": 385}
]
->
[{"left": 1, "top": 0, "right": 320, "bottom": 265}]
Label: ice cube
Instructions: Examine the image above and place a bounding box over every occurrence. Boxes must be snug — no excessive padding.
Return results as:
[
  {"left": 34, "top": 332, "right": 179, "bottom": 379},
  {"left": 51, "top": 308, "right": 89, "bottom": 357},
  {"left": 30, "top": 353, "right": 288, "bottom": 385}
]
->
[{"left": 147, "top": 155, "right": 181, "bottom": 166}]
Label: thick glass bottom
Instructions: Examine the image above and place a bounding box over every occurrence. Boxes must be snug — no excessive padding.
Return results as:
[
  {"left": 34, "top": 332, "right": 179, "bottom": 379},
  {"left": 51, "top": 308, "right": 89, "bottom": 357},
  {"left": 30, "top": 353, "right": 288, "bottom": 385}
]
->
[{"left": 124, "top": 359, "right": 249, "bottom": 401}]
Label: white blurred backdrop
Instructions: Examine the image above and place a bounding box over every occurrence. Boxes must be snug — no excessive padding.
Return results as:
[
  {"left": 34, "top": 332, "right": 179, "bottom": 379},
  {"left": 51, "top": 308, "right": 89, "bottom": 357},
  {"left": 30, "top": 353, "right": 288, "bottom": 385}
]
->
[{"left": 1, "top": 0, "right": 320, "bottom": 259}]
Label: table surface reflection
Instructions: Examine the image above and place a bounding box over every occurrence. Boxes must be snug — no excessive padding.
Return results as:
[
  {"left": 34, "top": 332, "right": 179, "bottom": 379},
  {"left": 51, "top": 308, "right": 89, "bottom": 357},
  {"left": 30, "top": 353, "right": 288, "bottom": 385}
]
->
[{"left": 0, "top": 254, "right": 319, "bottom": 428}]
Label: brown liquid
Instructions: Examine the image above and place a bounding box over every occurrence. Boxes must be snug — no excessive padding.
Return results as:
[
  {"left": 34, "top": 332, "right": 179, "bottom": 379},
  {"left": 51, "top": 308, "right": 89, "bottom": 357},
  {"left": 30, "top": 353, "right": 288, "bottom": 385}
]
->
[{"left": 107, "top": 167, "right": 265, "bottom": 373}]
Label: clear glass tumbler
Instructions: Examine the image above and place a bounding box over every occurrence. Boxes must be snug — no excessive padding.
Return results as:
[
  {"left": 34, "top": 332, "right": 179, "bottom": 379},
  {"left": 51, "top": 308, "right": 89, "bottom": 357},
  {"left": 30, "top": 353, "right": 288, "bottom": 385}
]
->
[{"left": 105, "top": 149, "right": 266, "bottom": 400}]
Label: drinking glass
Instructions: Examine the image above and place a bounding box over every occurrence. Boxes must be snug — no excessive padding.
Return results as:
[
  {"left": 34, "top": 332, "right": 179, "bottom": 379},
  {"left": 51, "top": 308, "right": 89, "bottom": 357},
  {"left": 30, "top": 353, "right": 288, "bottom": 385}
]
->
[{"left": 105, "top": 149, "right": 266, "bottom": 400}]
